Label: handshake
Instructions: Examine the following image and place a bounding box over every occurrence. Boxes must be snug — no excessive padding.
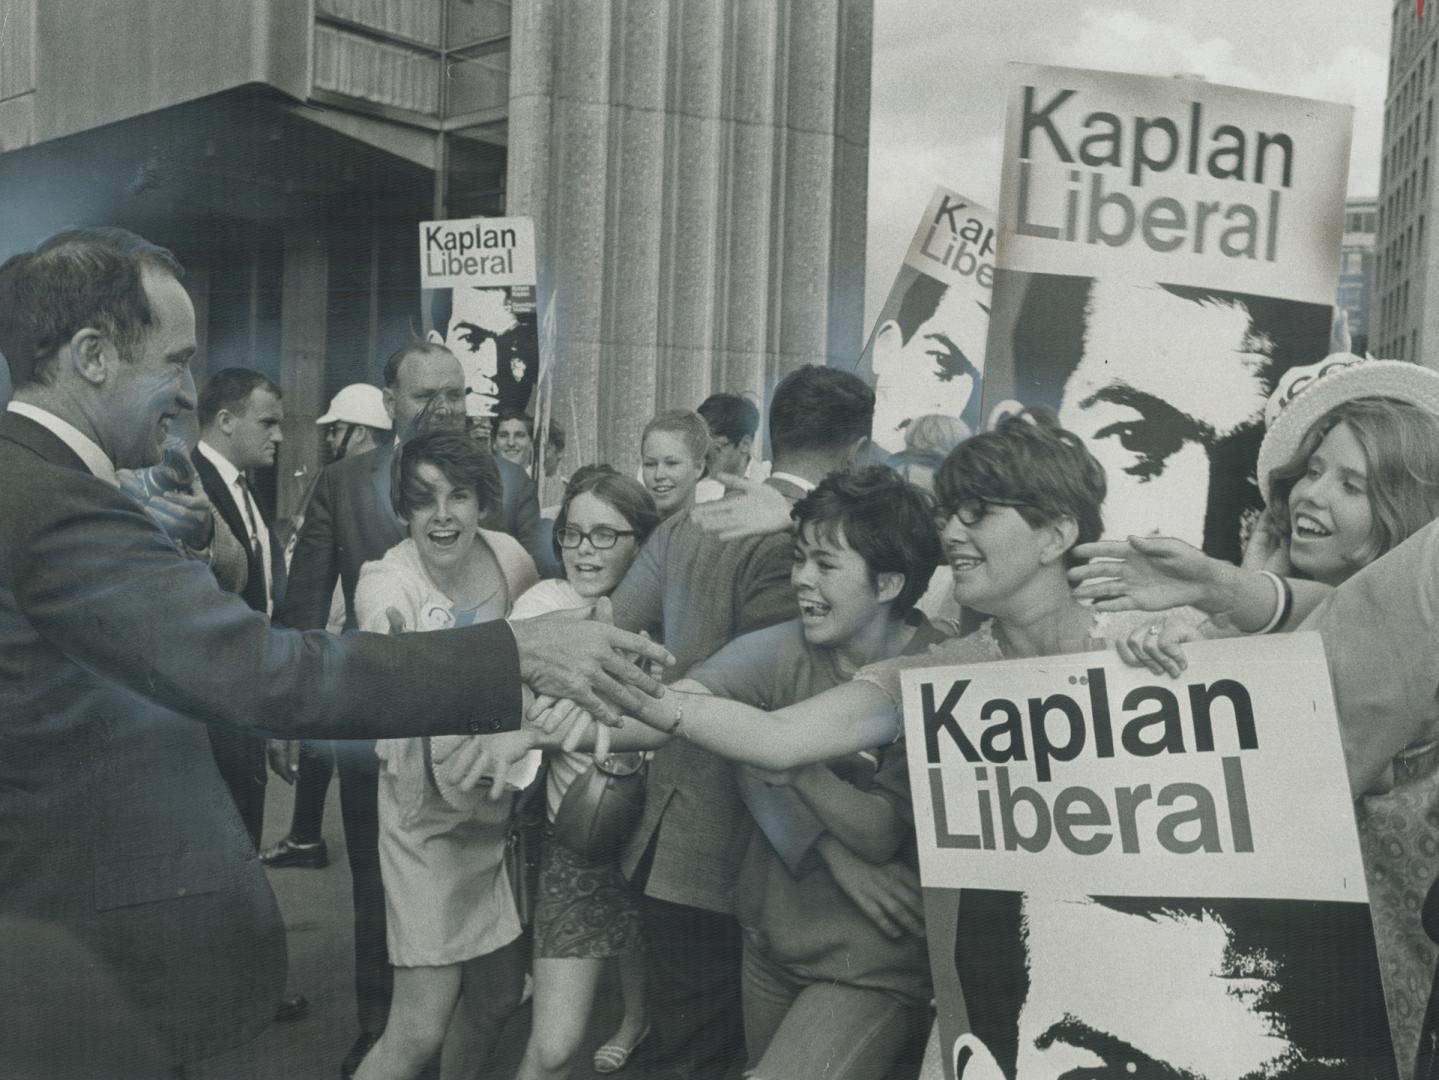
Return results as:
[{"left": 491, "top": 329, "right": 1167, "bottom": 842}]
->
[{"left": 432, "top": 599, "right": 677, "bottom": 797}]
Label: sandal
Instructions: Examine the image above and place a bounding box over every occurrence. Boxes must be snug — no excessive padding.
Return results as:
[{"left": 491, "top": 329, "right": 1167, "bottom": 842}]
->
[{"left": 592, "top": 1023, "right": 652, "bottom": 1074}]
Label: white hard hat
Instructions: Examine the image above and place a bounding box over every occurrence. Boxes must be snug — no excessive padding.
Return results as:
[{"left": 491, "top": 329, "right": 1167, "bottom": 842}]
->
[{"left": 316, "top": 384, "right": 391, "bottom": 430}]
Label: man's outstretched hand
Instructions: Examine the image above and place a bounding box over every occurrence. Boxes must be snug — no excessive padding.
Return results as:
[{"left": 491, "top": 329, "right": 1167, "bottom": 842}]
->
[
  {"left": 509, "top": 598, "right": 673, "bottom": 726},
  {"left": 689, "top": 474, "right": 793, "bottom": 540}
]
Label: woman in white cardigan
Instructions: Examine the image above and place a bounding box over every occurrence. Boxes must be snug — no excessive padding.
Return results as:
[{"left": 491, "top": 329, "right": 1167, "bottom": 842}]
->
[{"left": 353, "top": 430, "right": 539, "bottom": 1080}]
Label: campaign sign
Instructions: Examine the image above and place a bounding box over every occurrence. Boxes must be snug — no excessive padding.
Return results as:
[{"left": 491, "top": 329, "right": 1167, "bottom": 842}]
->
[
  {"left": 901, "top": 634, "right": 1397, "bottom": 1080},
  {"left": 979, "top": 66, "right": 1352, "bottom": 564},
  {"left": 857, "top": 187, "right": 994, "bottom": 453}
]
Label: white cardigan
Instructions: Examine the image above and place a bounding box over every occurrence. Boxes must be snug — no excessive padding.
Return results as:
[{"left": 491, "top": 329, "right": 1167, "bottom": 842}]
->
[{"left": 355, "top": 531, "right": 539, "bottom": 820}]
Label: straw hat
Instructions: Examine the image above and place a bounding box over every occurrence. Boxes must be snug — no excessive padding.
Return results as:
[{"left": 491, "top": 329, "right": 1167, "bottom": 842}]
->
[
  {"left": 1255, "top": 353, "right": 1439, "bottom": 504},
  {"left": 316, "top": 383, "right": 391, "bottom": 430}
]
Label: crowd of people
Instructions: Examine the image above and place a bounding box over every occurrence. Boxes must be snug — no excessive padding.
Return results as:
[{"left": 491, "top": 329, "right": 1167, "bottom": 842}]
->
[{"left": 8, "top": 225, "right": 1439, "bottom": 1080}]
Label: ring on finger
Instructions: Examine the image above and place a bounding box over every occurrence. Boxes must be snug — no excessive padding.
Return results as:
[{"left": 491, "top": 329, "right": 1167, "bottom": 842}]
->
[{"left": 1145, "top": 625, "right": 1160, "bottom": 637}]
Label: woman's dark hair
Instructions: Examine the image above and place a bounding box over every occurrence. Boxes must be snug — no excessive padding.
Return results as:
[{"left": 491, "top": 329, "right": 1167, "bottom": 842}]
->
[
  {"left": 393, "top": 430, "right": 503, "bottom": 521},
  {"left": 791, "top": 466, "right": 943, "bottom": 615},
  {"left": 1267, "top": 397, "right": 1439, "bottom": 565},
  {"left": 490, "top": 407, "right": 535, "bottom": 440},
  {"left": 935, "top": 408, "right": 1106, "bottom": 563},
  {"left": 551, "top": 464, "right": 662, "bottom": 565}
]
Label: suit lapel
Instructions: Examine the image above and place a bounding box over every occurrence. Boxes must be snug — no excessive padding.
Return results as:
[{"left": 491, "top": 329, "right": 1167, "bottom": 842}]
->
[
  {"left": 0, "top": 411, "right": 92, "bottom": 474},
  {"left": 369, "top": 444, "right": 404, "bottom": 545},
  {"left": 192, "top": 449, "right": 255, "bottom": 563}
]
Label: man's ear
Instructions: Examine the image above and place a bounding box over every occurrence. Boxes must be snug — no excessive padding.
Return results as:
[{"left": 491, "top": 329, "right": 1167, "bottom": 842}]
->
[
  {"left": 872, "top": 321, "right": 903, "bottom": 375},
  {"left": 952, "top": 1033, "right": 1006, "bottom": 1080},
  {"left": 875, "top": 570, "right": 906, "bottom": 606},
  {"left": 737, "top": 433, "right": 754, "bottom": 458},
  {"left": 66, "top": 329, "right": 110, "bottom": 386},
  {"left": 382, "top": 386, "right": 398, "bottom": 424}
]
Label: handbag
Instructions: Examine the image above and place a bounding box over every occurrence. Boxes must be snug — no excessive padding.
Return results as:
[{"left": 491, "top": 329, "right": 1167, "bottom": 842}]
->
[
  {"left": 551, "top": 752, "right": 648, "bottom": 863},
  {"left": 504, "top": 786, "right": 546, "bottom": 928}
]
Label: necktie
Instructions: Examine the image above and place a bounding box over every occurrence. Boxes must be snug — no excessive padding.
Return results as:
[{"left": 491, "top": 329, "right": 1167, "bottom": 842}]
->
[{"left": 235, "top": 474, "right": 268, "bottom": 611}]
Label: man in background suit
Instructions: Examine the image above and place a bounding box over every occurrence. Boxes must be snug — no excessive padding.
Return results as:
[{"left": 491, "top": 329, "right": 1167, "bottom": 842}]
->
[
  {"left": 276, "top": 340, "right": 547, "bottom": 1075},
  {"left": 193, "top": 367, "right": 288, "bottom": 846},
  {"left": 0, "top": 227, "right": 669, "bottom": 1078}
]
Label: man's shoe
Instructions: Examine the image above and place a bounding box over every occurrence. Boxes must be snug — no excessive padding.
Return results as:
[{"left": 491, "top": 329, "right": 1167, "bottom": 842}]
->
[
  {"left": 260, "top": 836, "right": 329, "bottom": 869},
  {"left": 273, "top": 994, "right": 309, "bottom": 1023},
  {"left": 341, "top": 1031, "right": 381, "bottom": 1079}
]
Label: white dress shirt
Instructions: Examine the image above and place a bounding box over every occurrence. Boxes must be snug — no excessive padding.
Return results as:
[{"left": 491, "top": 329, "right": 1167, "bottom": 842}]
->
[{"left": 197, "top": 440, "right": 274, "bottom": 614}]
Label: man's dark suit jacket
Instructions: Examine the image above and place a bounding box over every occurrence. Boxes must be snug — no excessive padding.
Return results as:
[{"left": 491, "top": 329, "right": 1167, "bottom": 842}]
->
[
  {"left": 279, "top": 440, "right": 551, "bottom": 630},
  {"left": 192, "top": 445, "right": 287, "bottom": 614},
  {"left": 0, "top": 412, "right": 522, "bottom": 1073}
]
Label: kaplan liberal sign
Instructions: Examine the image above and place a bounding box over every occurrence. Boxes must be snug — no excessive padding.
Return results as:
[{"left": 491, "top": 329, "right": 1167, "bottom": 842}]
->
[
  {"left": 902, "top": 634, "right": 1396, "bottom": 1079},
  {"left": 980, "top": 66, "right": 1352, "bottom": 564},
  {"left": 418, "top": 216, "right": 537, "bottom": 289}
]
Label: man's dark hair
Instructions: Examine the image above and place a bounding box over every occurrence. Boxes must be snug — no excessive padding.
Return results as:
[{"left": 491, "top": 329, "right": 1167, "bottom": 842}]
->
[
  {"left": 893, "top": 272, "right": 949, "bottom": 345},
  {"left": 198, "top": 368, "right": 281, "bottom": 430},
  {"left": 697, "top": 393, "right": 760, "bottom": 444},
  {"left": 393, "top": 429, "right": 503, "bottom": 521},
  {"left": 382, "top": 340, "right": 455, "bottom": 389},
  {"left": 768, "top": 365, "right": 875, "bottom": 460},
  {"left": 956, "top": 889, "right": 1398, "bottom": 1080},
  {"left": 0, "top": 227, "right": 183, "bottom": 388},
  {"left": 490, "top": 407, "right": 535, "bottom": 440},
  {"left": 791, "top": 466, "right": 942, "bottom": 614}
]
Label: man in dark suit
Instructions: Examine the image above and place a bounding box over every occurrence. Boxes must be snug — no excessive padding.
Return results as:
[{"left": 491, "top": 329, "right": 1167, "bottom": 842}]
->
[
  {"left": 0, "top": 226, "right": 668, "bottom": 1078},
  {"left": 192, "top": 367, "right": 288, "bottom": 846},
  {"left": 274, "top": 339, "right": 547, "bottom": 1074}
]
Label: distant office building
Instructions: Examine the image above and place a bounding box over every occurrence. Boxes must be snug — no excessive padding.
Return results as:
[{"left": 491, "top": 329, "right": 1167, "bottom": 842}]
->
[
  {"left": 1373, "top": 3, "right": 1437, "bottom": 365},
  {"left": 1339, "top": 197, "right": 1376, "bottom": 357},
  {"left": 0, "top": 0, "right": 872, "bottom": 518}
]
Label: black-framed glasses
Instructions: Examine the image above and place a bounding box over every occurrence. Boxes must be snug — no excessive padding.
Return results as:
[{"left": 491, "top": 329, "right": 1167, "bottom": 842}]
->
[
  {"left": 936, "top": 495, "right": 1036, "bottom": 528},
  {"left": 556, "top": 525, "right": 637, "bottom": 550}
]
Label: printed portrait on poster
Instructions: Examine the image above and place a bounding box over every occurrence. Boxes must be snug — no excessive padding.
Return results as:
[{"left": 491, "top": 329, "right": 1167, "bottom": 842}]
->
[
  {"left": 1000, "top": 271, "right": 1331, "bottom": 562},
  {"left": 428, "top": 284, "right": 539, "bottom": 422},
  {"left": 860, "top": 188, "right": 995, "bottom": 454},
  {"left": 943, "top": 889, "right": 1395, "bottom": 1080}
]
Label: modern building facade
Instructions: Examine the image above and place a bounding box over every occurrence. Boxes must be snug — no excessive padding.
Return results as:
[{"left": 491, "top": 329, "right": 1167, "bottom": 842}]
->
[
  {"left": 0, "top": 0, "right": 872, "bottom": 519},
  {"left": 1339, "top": 197, "right": 1377, "bottom": 357},
  {"left": 1374, "top": 1, "right": 1435, "bottom": 365}
]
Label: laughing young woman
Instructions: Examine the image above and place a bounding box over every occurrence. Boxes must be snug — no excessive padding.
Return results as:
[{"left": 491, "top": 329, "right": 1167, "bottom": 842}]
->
[
  {"left": 351, "top": 430, "right": 539, "bottom": 1080},
  {"left": 1066, "top": 355, "right": 1439, "bottom": 1072}
]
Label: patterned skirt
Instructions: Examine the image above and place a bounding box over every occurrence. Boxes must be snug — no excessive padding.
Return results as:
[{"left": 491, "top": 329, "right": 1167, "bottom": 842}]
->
[{"left": 533, "top": 826, "right": 642, "bottom": 959}]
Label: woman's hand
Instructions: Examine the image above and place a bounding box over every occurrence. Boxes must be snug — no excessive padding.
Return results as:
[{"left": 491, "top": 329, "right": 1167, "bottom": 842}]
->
[
  {"left": 437, "top": 729, "right": 538, "bottom": 799},
  {"left": 1069, "top": 536, "right": 1225, "bottom": 613},
  {"left": 1115, "top": 615, "right": 1201, "bottom": 678},
  {"left": 1241, "top": 508, "right": 1294, "bottom": 575}
]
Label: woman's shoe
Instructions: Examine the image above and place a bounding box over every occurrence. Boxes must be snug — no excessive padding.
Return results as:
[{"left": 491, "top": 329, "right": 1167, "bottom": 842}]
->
[{"left": 591, "top": 1023, "right": 651, "bottom": 1074}]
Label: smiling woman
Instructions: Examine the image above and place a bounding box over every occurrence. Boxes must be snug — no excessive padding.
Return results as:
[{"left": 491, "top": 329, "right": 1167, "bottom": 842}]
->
[
  {"left": 640, "top": 409, "right": 710, "bottom": 519},
  {"left": 350, "top": 429, "right": 539, "bottom": 1080}
]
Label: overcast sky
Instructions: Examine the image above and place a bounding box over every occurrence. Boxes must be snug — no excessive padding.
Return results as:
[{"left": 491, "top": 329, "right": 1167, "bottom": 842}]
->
[{"left": 865, "top": 1, "right": 1394, "bottom": 323}]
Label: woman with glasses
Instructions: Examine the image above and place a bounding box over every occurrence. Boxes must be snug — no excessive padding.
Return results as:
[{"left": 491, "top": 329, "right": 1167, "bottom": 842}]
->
[{"left": 508, "top": 465, "right": 661, "bottom": 1080}]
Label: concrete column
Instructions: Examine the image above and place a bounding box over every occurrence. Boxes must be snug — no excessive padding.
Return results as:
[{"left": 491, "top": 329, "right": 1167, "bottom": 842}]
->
[
  {"left": 275, "top": 223, "right": 328, "bottom": 526},
  {"left": 508, "top": 0, "right": 871, "bottom": 476}
]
